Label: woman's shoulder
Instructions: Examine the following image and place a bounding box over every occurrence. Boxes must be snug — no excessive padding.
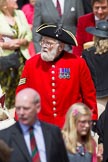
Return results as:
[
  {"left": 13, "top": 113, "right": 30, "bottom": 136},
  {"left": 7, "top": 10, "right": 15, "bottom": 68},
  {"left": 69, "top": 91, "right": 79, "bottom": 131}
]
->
[{"left": 14, "top": 9, "right": 25, "bottom": 17}]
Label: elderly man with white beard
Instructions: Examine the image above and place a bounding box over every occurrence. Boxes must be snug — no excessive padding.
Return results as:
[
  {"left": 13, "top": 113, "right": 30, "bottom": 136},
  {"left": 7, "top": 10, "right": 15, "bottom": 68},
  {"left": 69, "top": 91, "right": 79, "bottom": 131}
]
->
[{"left": 15, "top": 24, "right": 98, "bottom": 129}]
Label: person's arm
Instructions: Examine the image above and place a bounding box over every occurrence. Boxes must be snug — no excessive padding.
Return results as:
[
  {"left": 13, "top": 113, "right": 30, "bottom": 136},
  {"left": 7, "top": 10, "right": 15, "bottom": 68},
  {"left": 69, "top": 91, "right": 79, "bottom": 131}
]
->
[
  {"left": 16, "top": 10, "right": 32, "bottom": 44},
  {"left": 97, "top": 143, "right": 103, "bottom": 162},
  {"left": 97, "top": 111, "right": 105, "bottom": 144},
  {"left": 16, "top": 60, "right": 29, "bottom": 94},
  {"left": 32, "top": 0, "right": 42, "bottom": 53},
  {"left": 0, "top": 38, "right": 28, "bottom": 50},
  {"left": 0, "top": 40, "right": 20, "bottom": 50},
  {"left": 72, "top": 17, "right": 85, "bottom": 56},
  {"left": 96, "top": 111, "right": 105, "bottom": 161},
  {"left": 79, "top": 58, "right": 98, "bottom": 120}
]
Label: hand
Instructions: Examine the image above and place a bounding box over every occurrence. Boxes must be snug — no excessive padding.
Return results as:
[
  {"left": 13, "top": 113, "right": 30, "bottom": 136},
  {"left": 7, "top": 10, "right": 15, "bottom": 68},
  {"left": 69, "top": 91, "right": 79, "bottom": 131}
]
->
[
  {"left": 97, "top": 143, "right": 103, "bottom": 162},
  {"left": 9, "top": 39, "right": 20, "bottom": 50}
]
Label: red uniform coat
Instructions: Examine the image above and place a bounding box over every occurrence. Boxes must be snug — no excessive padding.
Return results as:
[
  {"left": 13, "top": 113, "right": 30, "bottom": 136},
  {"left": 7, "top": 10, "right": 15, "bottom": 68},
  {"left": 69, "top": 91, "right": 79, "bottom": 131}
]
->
[
  {"left": 16, "top": 51, "right": 98, "bottom": 128},
  {"left": 73, "top": 13, "right": 95, "bottom": 57}
]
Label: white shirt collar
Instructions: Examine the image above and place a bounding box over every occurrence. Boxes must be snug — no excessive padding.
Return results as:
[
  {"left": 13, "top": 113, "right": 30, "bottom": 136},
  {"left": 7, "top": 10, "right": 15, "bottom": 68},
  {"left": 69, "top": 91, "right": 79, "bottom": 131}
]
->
[
  {"left": 19, "top": 120, "right": 41, "bottom": 133},
  {"left": 95, "top": 15, "right": 108, "bottom": 21}
]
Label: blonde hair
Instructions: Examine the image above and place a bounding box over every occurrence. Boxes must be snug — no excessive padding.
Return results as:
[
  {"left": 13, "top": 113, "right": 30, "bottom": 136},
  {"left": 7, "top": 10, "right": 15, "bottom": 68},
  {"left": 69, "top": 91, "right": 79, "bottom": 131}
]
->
[
  {"left": 62, "top": 103, "right": 94, "bottom": 154},
  {"left": 0, "top": 0, "right": 7, "bottom": 10},
  {"left": 94, "top": 36, "right": 108, "bottom": 54}
]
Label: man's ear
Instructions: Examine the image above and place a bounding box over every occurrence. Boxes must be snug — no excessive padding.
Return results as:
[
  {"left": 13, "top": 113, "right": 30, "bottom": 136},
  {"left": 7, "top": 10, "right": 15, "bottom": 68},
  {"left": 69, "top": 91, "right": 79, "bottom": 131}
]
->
[
  {"left": 36, "top": 103, "right": 41, "bottom": 113},
  {"left": 58, "top": 43, "right": 65, "bottom": 52}
]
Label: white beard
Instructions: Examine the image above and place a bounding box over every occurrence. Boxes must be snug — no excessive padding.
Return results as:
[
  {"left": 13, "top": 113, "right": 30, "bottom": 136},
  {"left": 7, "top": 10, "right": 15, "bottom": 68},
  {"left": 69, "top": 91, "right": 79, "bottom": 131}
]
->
[{"left": 41, "top": 46, "right": 59, "bottom": 62}]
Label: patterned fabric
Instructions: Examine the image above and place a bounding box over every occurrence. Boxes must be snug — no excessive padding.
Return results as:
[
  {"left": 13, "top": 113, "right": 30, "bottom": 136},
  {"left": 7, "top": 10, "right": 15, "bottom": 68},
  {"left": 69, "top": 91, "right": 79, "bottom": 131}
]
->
[
  {"left": 0, "top": 22, "right": 26, "bottom": 109},
  {"left": 0, "top": 52, "right": 25, "bottom": 109},
  {"left": 29, "top": 127, "right": 41, "bottom": 162},
  {"left": 0, "top": 94, "right": 5, "bottom": 108},
  {"left": 10, "top": 22, "right": 19, "bottom": 38},
  {"left": 56, "top": 0, "right": 62, "bottom": 17}
]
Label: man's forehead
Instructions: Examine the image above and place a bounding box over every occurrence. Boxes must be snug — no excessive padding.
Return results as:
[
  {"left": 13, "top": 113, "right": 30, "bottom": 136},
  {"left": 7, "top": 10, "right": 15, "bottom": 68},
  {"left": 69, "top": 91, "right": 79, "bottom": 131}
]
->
[
  {"left": 93, "top": 0, "right": 108, "bottom": 6},
  {"left": 42, "top": 36, "right": 57, "bottom": 41}
]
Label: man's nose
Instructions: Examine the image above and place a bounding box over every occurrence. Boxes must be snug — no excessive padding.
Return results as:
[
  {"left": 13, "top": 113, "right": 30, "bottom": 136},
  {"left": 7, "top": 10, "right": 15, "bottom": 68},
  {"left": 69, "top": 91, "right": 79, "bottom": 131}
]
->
[
  {"left": 19, "top": 108, "right": 24, "bottom": 114},
  {"left": 97, "top": 7, "right": 103, "bottom": 13}
]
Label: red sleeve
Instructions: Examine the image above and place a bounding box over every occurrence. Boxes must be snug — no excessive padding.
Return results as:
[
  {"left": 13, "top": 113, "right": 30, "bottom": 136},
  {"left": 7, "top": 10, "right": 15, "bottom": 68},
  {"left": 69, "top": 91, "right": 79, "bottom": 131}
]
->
[
  {"left": 15, "top": 61, "right": 29, "bottom": 120},
  {"left": 16, "top": 61, "right": 30, "bottom": 94}
]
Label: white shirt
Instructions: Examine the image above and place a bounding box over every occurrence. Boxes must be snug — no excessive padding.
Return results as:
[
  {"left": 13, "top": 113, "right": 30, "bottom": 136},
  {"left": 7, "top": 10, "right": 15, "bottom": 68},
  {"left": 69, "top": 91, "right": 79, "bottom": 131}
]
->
[
  {"left": 52, "top": 0, "right": 65, "bottom": 14},
  {"left": 95, "top": 15, "right": 108, "bottom": 24},
  {"left": 19, "top": 121, "right": 47, "bottom": 162}
]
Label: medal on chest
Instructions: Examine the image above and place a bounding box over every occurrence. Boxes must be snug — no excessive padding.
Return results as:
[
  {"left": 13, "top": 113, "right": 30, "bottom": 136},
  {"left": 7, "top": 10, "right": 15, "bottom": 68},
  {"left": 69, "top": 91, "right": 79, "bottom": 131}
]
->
[{"left": 59, "top": 68, "right": 70, "bottom": 79}]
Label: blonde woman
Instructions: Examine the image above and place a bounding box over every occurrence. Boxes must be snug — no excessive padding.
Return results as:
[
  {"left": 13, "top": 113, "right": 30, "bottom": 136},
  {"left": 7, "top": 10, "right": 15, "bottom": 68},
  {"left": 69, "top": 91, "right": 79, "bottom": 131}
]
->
[
  {"left": 82, "top": 20, "right": 108, "bottom": 116},
  {"left": 62, "top": 103, "right": 97, "bottom": 162},
  {"left": 0, "top": 0, "right": 32, "bottom": 108}
]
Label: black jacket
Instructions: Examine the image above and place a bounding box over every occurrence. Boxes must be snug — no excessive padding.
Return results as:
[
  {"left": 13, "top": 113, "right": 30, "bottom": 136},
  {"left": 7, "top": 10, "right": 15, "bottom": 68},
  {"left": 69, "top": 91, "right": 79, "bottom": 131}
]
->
[
  {"left": 97, "top": 102, "right": 108, "bottom": 162},
  {"left": 83, "top": 46, "right": 108, "bottom": 98}
]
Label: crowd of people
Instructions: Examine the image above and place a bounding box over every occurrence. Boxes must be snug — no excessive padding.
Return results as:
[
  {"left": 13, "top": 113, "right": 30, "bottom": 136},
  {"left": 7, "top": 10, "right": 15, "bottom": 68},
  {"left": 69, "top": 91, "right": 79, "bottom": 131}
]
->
[{"left": 0, "top": 0, "right": 108, "bottom": 162}]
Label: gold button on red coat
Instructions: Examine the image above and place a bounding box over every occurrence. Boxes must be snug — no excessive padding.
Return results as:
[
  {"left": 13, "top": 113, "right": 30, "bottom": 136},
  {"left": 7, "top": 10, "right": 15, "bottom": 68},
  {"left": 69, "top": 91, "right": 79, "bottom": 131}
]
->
[
  {"left": 53, "top": 113, "right": 57, "bottom": 117},
  {"left": 52, "top": 101, "right": 56, "bottom": 105},
  {"left": 52, "top": 95, "right": 55, "bottom": 98},
  {"left": 52, "top": 77, "right": 55, "bottom": 80},
  {"left": 53, "top": 107, "right": 56, "bottom": 111},
  {"left": 52, "top": 83, "right": 55, "bottom": 86}
]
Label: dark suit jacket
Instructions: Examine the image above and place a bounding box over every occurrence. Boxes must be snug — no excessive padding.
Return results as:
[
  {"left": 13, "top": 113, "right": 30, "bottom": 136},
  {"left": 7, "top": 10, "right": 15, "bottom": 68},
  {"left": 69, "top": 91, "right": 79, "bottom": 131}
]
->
[
  {"left": 82, "top": 0, "right": 92, "bottom": 14},
  {"left": 73, "top": 13, "right": 95, "bottom": 56},
  {"left": 32, "top": 0, "right": 84, "bottom": 53},
  {"left": 82, "top": 46, "right": 108, "bottom": 98},
  {"left": 0, "top": 121, "right": 69, "bottom": 162},
  {"left": 97, "top": 102, "right": 108, "bottom": 162}
]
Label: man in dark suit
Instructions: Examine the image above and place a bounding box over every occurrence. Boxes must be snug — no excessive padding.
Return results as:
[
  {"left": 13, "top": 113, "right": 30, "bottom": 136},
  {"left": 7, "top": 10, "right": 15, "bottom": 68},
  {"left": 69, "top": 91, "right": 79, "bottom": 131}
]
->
[
  {"left": 32, "top": 0, "right": 84, "bottom": 53},
  {"left": 0, "top": 88, "right": 69, "bottom": 162},
  {"left": 73, "top": 0, "right": 108, "bottom": 56}
]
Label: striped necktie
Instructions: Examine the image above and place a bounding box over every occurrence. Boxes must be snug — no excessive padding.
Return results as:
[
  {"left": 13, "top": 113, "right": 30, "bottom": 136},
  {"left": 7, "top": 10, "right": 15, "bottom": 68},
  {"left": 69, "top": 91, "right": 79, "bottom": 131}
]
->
[
  {"left": 29, "top": 126, "right": 41, "bottom": 162},
  {"left": 56, "top": 0, "right": 62, "bottom": 17}
]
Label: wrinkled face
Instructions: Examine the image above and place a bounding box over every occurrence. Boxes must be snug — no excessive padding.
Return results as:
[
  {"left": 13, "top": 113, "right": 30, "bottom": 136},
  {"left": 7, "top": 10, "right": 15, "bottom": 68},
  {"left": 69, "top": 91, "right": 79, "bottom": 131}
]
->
[
  {"left": 93, "top": 0, "right": 108, "bottom": 20},
  {"left": 77, "top": 115, "right": 92, "bottom": 136},
  {"left": 15, "top": 97, "right": 41, "bottom": 126},
  {"left": 29, "top": 0, "right": 36, "bottom": 6},
  {"left": 40, "top": 36, "right": 64, "bottom": 61}
]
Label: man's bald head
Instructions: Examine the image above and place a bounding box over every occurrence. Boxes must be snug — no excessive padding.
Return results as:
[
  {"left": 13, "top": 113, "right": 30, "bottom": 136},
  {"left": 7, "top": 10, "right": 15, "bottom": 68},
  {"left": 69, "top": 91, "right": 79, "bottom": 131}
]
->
[
  {"left": 15, "top": 88, "right": 40, "bottom": 104},
  {"left": 15, "top": 88, "right": 41, "bottom": 126}
]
